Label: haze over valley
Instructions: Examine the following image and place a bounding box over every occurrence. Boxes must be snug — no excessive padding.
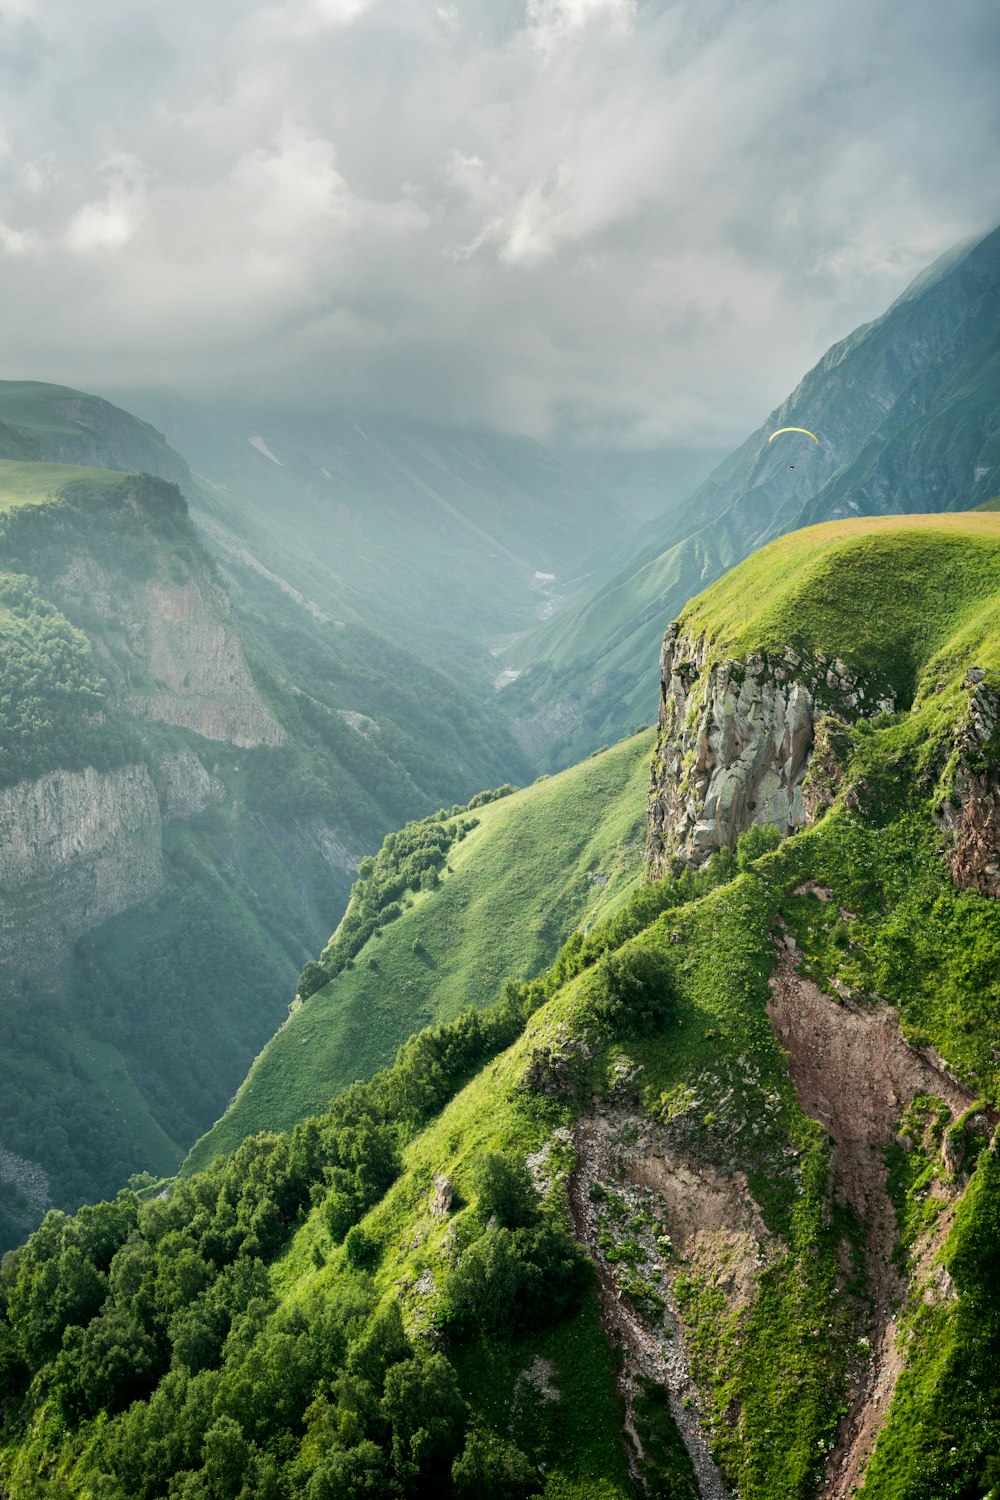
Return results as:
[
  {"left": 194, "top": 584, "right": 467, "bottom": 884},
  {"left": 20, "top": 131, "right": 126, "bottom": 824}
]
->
[{"left": 1, "top": 2, "right": 999, "bottom": 1497}]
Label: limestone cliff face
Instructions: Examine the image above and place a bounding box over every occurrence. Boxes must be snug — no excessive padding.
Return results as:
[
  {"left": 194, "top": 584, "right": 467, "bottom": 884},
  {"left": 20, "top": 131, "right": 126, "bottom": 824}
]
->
[
  {"left": 52, "top": 550, "right": 286, "bottom": 749},
  {"left": 0, "top": 750, "right": 226, "bottom": 975},
  {"left": 0, "top": 764, "right": 162, "bottom": 971},
  {"left": 647, "top": 623, "right": 894, "bottom": 873}
]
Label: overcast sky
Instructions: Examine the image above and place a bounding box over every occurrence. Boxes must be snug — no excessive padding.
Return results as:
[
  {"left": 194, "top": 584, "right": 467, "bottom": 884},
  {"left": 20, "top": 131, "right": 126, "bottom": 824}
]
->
[{"left": 0, "top": 0, "right": 997, "bottom": 445}]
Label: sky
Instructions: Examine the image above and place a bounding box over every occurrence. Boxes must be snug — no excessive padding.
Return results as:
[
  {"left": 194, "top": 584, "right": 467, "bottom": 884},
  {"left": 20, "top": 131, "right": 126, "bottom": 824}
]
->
[{"left": 0, "top": 0, "right": 997, "bottom": 446}]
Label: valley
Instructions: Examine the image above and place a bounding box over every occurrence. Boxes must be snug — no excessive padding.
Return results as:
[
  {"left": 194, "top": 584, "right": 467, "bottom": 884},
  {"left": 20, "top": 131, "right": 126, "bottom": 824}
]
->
[{"left": 1, "top": 225, "right": 999, "bottom": 1499}]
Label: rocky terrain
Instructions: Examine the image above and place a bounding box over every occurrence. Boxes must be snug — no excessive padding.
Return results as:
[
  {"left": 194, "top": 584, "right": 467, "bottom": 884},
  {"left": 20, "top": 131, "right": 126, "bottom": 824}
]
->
[{"left": 647, "top": 624, "right": 895, "bottom": 872}]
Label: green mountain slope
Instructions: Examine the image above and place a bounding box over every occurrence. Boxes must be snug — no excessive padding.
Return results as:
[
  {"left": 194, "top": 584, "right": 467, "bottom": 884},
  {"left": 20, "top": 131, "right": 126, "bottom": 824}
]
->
[
  {"left": 503, "top": 224, "right": 1000, "bottom": 768},
  {"left": 4, "top": 515, "right": 999, "bottom": 1499},
  {"left": 186, "top": 729, "right": 656, "bottom": 1170},
  {"left": 0, "top": 382, "right": 193, "bottom": 483},
  {"left": 0, "top": 456, "right": 528, "bottom": 1253}
]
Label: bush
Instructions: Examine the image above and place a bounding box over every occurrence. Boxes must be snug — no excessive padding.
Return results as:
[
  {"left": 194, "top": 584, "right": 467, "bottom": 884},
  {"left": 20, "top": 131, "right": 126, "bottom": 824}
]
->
[
  {"left": 298, "top": 962, "right": 330, "bottom": 1001},
  {"left": 589, "top": 945, "right": 676, "bottom": 1036},
  {"left": 736, "top": 823, "right": 782, "bottom": 870},
  {"left": 468, "top": 1153, "right": 537, "bottom": 1229},
  {"left": 442, "top": 1224, "right": 589, "bottom": 1337},
  {"left": 343, "top": 1225, "right": 381, "bottom": 1273},
  {"left": 452, "top": 1429, "right": 540, "bottom": 1499}
]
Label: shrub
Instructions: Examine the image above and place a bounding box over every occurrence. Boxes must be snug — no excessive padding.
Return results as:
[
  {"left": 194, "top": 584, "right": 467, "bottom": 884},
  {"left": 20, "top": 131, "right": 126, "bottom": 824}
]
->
[
  {"left": 452, "top": 1429, "right": 540, "bottom": 1499},
  {"left": 297, "top": 962, "right": 330, "bottom": 1001},
  {"left": 736, "top": 823, "right": 782, "bottom": 870},
  {"left": 468, "top": 1152, "right": 537, "bottom": 1229},
  {"left": 589, "top": 945, "right": 676, "bottom": 1036},
  {"left": 442, "top": 1224, "right": 589, "bottom": 1337}
]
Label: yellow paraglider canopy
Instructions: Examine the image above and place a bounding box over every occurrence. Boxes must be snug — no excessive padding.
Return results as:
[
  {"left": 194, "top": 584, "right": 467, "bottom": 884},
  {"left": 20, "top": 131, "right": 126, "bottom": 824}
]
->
[{"left": 768, "top": 426, "right": 820, "bottom": 445}]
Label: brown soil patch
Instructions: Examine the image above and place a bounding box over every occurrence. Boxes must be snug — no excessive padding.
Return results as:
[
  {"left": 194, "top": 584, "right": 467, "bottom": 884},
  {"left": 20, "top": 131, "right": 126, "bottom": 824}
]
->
[
  {"left": 569, "top": 1111, "right": 732, "bottom": 1499},
  {"left": 767, "top": 953, "right": 974, "bottom": 1497}
]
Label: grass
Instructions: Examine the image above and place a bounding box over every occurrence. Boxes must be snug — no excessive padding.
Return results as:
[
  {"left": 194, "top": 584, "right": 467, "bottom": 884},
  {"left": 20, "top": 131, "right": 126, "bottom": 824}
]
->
[
  {"left": 679, "top": 513, "right": 1000, "bottom": 706},
  {"left": 185, "top": 730, "right": 655, "bottom": 1169},
  {"left": 0, "top": 459, "right": 129, "bottom": 511},
  {"left": 0, "top": 381, "right": 99, "bottom": 438}
]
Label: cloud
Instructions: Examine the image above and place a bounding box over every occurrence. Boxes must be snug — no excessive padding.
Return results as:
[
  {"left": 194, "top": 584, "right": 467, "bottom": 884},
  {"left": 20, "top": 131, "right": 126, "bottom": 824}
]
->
[
  {"left": 65, "top": 155, "right": 147, "bottom": 253},
  {"left": 0, "top": 218, "right": 38, "bottom": 254},
  {"left": 0, "top": 0, "right": 995, "bottom": 444}
]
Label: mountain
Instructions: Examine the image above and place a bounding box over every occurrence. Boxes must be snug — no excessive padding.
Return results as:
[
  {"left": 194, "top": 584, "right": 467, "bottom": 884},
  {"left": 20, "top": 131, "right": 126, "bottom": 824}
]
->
[
  {"left": 502, "top": 223, "right": 1000, "bottom": 769},
  {"left": 4, "top": 511, "right": 998, "bottom": 1500},
  {"left": 0, "top": 441, "right": 529, "bottom": 1252},
  {"left": 185, "top": 727, "right": 655, "bottom": 1172},
  {"left": 0, "top": 381, "right": 192, "bottom": 485},
  {"left": 101, "top": 391, "right": 641, "bottom": 694}
]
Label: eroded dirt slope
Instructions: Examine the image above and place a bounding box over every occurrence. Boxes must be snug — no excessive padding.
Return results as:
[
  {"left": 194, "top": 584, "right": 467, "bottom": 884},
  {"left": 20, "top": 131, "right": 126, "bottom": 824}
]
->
[{"left": 767, "top": 947, "right": 974, "bottom": 1497}]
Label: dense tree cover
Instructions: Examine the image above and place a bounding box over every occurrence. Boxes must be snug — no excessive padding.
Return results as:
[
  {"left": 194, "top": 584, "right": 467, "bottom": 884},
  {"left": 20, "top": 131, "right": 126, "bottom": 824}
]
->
[
  {"left": 0, "top": 473, "right": 197, "bottom": 588},
  {"left": 0, "top": 979, "right": 558, "bottom": 1499},
  {"left": 0, "top": 575, "right": 140, "bottom": 787}
]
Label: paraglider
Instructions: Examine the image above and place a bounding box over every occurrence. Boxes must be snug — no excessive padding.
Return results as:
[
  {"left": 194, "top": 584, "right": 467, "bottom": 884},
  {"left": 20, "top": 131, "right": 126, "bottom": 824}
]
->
[{"left": 768, "top": 426, "right": 820, "bottom": 445}]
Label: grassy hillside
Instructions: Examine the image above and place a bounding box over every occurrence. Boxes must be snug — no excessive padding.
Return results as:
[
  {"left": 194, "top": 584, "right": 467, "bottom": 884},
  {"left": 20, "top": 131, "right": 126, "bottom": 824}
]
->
[
  {"left": 682, "top": 512, "right": 1000, "bottom": 706},
  {"left": 0, "top": 459, "right": 130, "bottom": 509},
  {"left": 4, "top": 515, "right": 1000, "bottom": 1498},
  {"left": 186, "top": 729, "right": 656, "bottom": 1170}
]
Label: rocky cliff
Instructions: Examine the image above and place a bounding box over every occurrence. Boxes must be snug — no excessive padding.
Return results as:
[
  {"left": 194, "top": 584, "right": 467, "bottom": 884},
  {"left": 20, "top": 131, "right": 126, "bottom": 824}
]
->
[
  {"left": 0, "top": 476, "right": 284, "bottom": 959},
  {"left": 647, "top": 622, "right": 895, "bottom": 872},
  {"left": 937, "top": 669, "right": 1000, "bottom": 897},
  {"left": 0, "top": 754, "right": 227, "bottom": 976},
  {"left": 52, "top": 551, "right": 287, "bottom": 748}
]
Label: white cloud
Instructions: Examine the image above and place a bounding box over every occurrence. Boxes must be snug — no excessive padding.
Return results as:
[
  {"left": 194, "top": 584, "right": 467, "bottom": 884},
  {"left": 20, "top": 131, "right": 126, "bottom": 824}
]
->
[
  {"left": 231, "top": 118, "right": 358, "bottom": 239},
  {"left": 21, "top": 153, "right": 56, "bottom": 194},
  {"left": 253, "top": 0, "right": 377, "bottom": 38},
  {"left": 65, "top": 155, "right": 146, "bottom": 253},
  {"left": 0, "top": 220, "right": 39, "bottom": 255},
  {"left": 0, "top": 0, "right": 994, "bottom": 443}
]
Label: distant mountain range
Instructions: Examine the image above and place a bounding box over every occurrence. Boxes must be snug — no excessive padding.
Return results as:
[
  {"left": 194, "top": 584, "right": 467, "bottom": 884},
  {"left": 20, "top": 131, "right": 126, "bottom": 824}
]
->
[{"left": 500, "top": 222, "right": 1000, "bottom": 768}]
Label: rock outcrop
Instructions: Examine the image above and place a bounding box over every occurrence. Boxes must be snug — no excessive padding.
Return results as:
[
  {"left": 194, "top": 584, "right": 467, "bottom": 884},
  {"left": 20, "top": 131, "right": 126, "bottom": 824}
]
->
[
  {"left": 647, "top": 623, "right": 894, "bottom": 872},
  {"left": 53, "top": 552, "right": 286, "bottom": 749},
  {"left": 0, "top": 764, "right": 164, "bottom": 972},
  {"left": 937, "top": 670, "right": 1000, "bottom": 897},
  {"left": 154, "top": 749, "right": 226, "bottom": 822}
]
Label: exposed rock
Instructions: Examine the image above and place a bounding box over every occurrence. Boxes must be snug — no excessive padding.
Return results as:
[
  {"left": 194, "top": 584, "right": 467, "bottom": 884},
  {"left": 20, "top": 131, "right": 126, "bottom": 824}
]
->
[
  {"left": 53, "top": 543, "right": 286, "bottom": 749},
  {"left": 767, "top": 951, "right": 976, "bottom": 1497},
  {"left": 523, "top": 1024, "right": 593, "bottom": 1097},
  {"left": 936, "top": 673, "right": 1000, "bottom": 897},
  {"left": 802, "top": 717, "right": 855, "bottom": 822},
  {"left": 0, "top": 1146, "right": 49, "bottom": 1212},
  {"left": 569, "top": 1109, "right": 733, "bottom": 1499},
  {"left": 525, "top": 1126, "right": 573, "bottom": 1197},
  {"left": 155, "top": 749, "right": 225, "bottom": 821},
  {"left": 338, "top": 709, "right": 377, "bottom": 735},
  {"left": 648, "top": 624, "right": 894, "bottom": 872},
  {"left": 429, "top": 1173, "right": 453, "bottom": 1219},
  {"left": 0, "top": 764, "right": 163, "bottom": 972}
]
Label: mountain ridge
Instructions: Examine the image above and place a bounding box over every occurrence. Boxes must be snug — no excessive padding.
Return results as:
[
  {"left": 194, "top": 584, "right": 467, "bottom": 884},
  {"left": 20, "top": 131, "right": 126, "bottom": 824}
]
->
[
  {"left": 501, "top": 223, "right": 1000, "bottom": 769},
  {"left": 3, "top": 510, "right": 999, "bottom": 1499}
]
